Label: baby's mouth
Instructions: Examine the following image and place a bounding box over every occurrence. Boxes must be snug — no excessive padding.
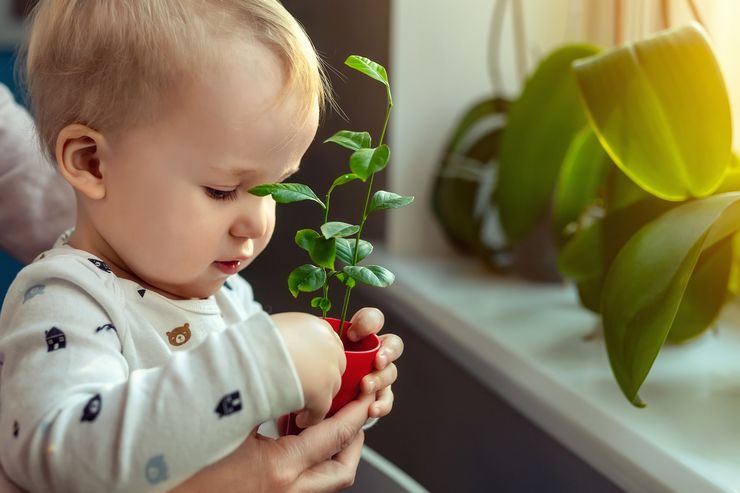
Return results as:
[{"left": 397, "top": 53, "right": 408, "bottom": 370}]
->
[{"left": 214, "top": 260, "right": 242, "bottom": 274}]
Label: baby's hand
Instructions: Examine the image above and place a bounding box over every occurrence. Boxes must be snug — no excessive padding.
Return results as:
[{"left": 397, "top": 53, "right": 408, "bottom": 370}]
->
[
  {"left": 347, "top": 308, "right": 404, "bottom": 418},
  {"left": 271, "top": 313, "right": 345, "bottom": 427}
]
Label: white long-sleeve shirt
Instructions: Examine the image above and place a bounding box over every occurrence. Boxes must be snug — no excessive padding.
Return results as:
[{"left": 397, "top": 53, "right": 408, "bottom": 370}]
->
[
  {"left": 0, "top": 238, "right": 304, "bottom": 492},
  {"left": 0, "top": 83, "right": 75, "bottom": 262}
]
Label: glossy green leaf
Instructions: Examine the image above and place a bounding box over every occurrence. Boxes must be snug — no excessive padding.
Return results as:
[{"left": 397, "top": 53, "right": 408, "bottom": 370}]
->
[
  {"left": 369, "top": 191, "right": 415, "bottom": 213},
  {"left": 343, "top": 265, "right": 395, "bottom": 288},
  {"left": 309, "top": 237, "right": 336, "bottom": 270},
  {"left": 335, "top": 272, "right": 357, "bottom": 288},
  {"left": 320, "top": 222, "right": 360, "bottom": 239},
  {"left": 350, "top": 145, "right": 390, "bottom": 181},
  {"left": 295, "top": 229, "right": 320, "bottom": 252},
  {"left": 345, "top": 55, "right": 390, "bottom": 90},
  {"left": 336, "top": 238, "right": 373, "bottom": 265},
  {"left": 295, "top": 229, "right": 335, "bottom": 269},
  {"left": 249, "top": 183, "right": 326, "bottom": 209},
  {"left": 601, "top": 192, "right": 740, "bottom": 406},
  {"left": 553, "top": 127, "right": 611, "bottom": 245},
  {"left": 332, "top": 173, "right": 361, "bottom": 188},
  {"left": 288, "top": 264, "right": 326, "bottom": 298},
  {"left": 496, "top": 44, "right": 600, "bottom": 243},
  {"left": 573, "top": 24, "right": 732, "bottom": 201},
  {"left": 324, "top": 130, "right": 372, "bottom": 151},
  {"left": 311, "top": 296, "right": 332, "bottom": 313}
]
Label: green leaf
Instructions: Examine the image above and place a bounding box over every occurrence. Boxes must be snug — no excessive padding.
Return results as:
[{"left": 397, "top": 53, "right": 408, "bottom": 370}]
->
[
  {"left": 295, "top": 229, "right": 336, "bottom": 269},
  {"left": 496, "top": 44, "right": 601, "bottom": 244},
  {"left": 345, "top": 55, "right": 389, "bottom": 87},
  {"left": 552, "top": 127, "right": 611, "bottom": 245},
  {"left": 573, "top": 24, "right": 732, "bottom": 201},
  {"left": 350, "top": 145, "right": 390, "bottom": 181},
  {"left": 336, "top": 238, "right": 373, "bottom": 265},
  {"left": 324, "top": 130, "right": 372, "bottom": 151},
  {"left": 249, "top": 183, "right": 326, "bottom": 209},
  {"left": 335, "top": 272, "right": 357, "bottom": 288},
  {"left": 332, "top": 173, "right": 361, "bottom": 188},
  {"left": 287, "top": 264, "right": 326, "bottom": 298},
  {"left": 665, "top": 237, "right": 732, "bottom": 343},
  {"left": 343, "top": 265, "right": 395, "bottom": 288},
  {"left": 601, "top": 192, "right": 740, "bottom": 406},
  {"left": 557, "top": 220, "right": 603, "bottom": 282},
  {"left": 320, "top": 222, "right": 360, "bottom": 239},
  {"left": 369, "top": 191, "right": 414, "bottom": 213},
  {"left": 295, "top": 229, "right": 320, "bottom": 252},
  {"left": 311, "top": 296, "right": 332, "bottom": 313},
  {"left": 311, "top": 237, "right": 336, "bottom": 270}
]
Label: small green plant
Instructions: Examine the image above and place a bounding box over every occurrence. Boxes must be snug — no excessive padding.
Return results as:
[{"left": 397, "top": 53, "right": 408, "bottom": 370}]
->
[{"left": 249, "top": 55, "right": 413, "bottom": 337}]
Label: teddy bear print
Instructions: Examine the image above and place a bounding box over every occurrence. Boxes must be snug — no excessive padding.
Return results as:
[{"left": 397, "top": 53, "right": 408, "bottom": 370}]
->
[{"left": 166, "top": 323, "right": 191, "bottom": 347}]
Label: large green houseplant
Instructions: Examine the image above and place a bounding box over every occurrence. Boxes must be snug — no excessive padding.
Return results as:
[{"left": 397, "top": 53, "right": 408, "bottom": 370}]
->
[
  {"left": 568, "top": 23, "right": 737, "bottom": 407},
  {"left": 435, "top": 22, "right": 740, "bottom": 407}
]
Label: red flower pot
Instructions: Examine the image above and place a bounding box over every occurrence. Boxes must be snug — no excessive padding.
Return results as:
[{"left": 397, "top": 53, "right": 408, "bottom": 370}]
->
[{"left": 280, "top": 317, "right": 380, "bottom": 435}]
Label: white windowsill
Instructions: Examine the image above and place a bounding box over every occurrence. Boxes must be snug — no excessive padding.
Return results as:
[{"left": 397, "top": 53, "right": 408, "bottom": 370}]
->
[{"left": 371, "top": 247, "right": 740, "bottom": 493}]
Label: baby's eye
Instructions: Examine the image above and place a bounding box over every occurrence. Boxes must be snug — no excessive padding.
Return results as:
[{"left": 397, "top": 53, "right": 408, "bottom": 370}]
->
[{"left": 204, "top": 187, "right": 238, "bottom": 201}]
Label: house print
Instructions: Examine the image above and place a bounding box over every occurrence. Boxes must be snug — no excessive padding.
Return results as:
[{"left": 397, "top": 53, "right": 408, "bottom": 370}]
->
[{"left": 45, "top": 327, "right": 66, "bottom": 352}]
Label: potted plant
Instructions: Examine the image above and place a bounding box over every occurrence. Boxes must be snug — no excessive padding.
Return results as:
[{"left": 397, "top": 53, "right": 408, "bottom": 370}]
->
[
  {"left": 567, "top": 23, "right": 738, "bottom": 407},
  {"left": 249, "top": 55, "right": 413, "bottom": 432},
  {"left": 434, "top": 6, "right": 739, "bottom": 408}
]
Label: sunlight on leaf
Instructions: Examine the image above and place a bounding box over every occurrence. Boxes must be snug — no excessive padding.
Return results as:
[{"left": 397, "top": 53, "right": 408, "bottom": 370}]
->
[{"left": 573, "top": 24, "right": 732, "bottom": 201}]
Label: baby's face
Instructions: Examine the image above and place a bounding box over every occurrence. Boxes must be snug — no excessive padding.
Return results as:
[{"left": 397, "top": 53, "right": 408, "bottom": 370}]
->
[{"left": 94, "top": 41, "right": 318, "bottom": 299}]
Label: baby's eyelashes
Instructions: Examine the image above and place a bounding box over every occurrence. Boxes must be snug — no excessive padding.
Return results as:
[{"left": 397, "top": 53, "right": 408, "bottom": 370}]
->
[{"left": 204, "top": 187, "right": 239, "bottom": 201}]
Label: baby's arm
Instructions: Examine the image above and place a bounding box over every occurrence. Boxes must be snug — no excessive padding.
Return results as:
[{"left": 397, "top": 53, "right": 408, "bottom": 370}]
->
[{"left": 0, "top": 265, "right": 303, "bottom": 492}]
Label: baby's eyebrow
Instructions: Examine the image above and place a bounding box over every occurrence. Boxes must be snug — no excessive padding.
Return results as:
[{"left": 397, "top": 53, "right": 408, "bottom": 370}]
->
[{"left": 209, "top": 165, "right": 251, "bottom": 177}]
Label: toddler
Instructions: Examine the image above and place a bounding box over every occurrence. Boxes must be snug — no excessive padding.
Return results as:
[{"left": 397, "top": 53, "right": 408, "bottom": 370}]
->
[{"left": 0, "top": 1, "right": 395, "bottom": 491}]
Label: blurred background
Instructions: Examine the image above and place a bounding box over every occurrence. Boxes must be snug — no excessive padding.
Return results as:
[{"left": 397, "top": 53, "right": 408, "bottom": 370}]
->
[{"left": 3, "top": 1, "right": 740, "bottom": 491}]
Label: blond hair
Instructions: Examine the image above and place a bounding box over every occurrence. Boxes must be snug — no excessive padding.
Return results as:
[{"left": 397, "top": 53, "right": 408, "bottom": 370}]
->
[{"left": 21, "top": 0, "right": 331, "bottom": 162}]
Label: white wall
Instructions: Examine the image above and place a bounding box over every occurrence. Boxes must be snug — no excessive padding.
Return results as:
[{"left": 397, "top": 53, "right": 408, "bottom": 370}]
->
[
  {"left": 388, "top": 0, "right": 575, "bottom": 255},
  {"left": 387, "top": 0, "right": 740, "bottom": 256}
]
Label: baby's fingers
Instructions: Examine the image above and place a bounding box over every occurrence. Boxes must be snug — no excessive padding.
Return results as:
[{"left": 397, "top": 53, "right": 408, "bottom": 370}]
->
[
  {"left": 369, "top": 387, "right": 394, "bottom": 418},
  {"left": 376, "top": 334, "right": 404, "bottom": 370},
  {"left": 362, "top": 363, "right": 397, "bottom": 394}
]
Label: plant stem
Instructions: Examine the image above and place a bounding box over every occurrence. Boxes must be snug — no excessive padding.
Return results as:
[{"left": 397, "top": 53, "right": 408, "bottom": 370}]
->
[
  {"left": 338, "top": 98, "right": 393, "bottom": 335},
  {"left": 319, "top": 185, "right": 337, "bottom": 318},
  {"left": 322, "top": 283, "right": 329, "bottom": 318}
]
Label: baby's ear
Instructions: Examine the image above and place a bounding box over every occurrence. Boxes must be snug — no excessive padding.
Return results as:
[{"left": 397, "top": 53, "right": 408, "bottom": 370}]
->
[{"left": 55, "top": 124, "right": 110, "bottom": 200}]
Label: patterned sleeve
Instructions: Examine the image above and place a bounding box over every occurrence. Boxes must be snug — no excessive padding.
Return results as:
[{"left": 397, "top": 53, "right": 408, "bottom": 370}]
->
[{"left": 0, "top": 258, "right": 304, "bottom": 492}]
